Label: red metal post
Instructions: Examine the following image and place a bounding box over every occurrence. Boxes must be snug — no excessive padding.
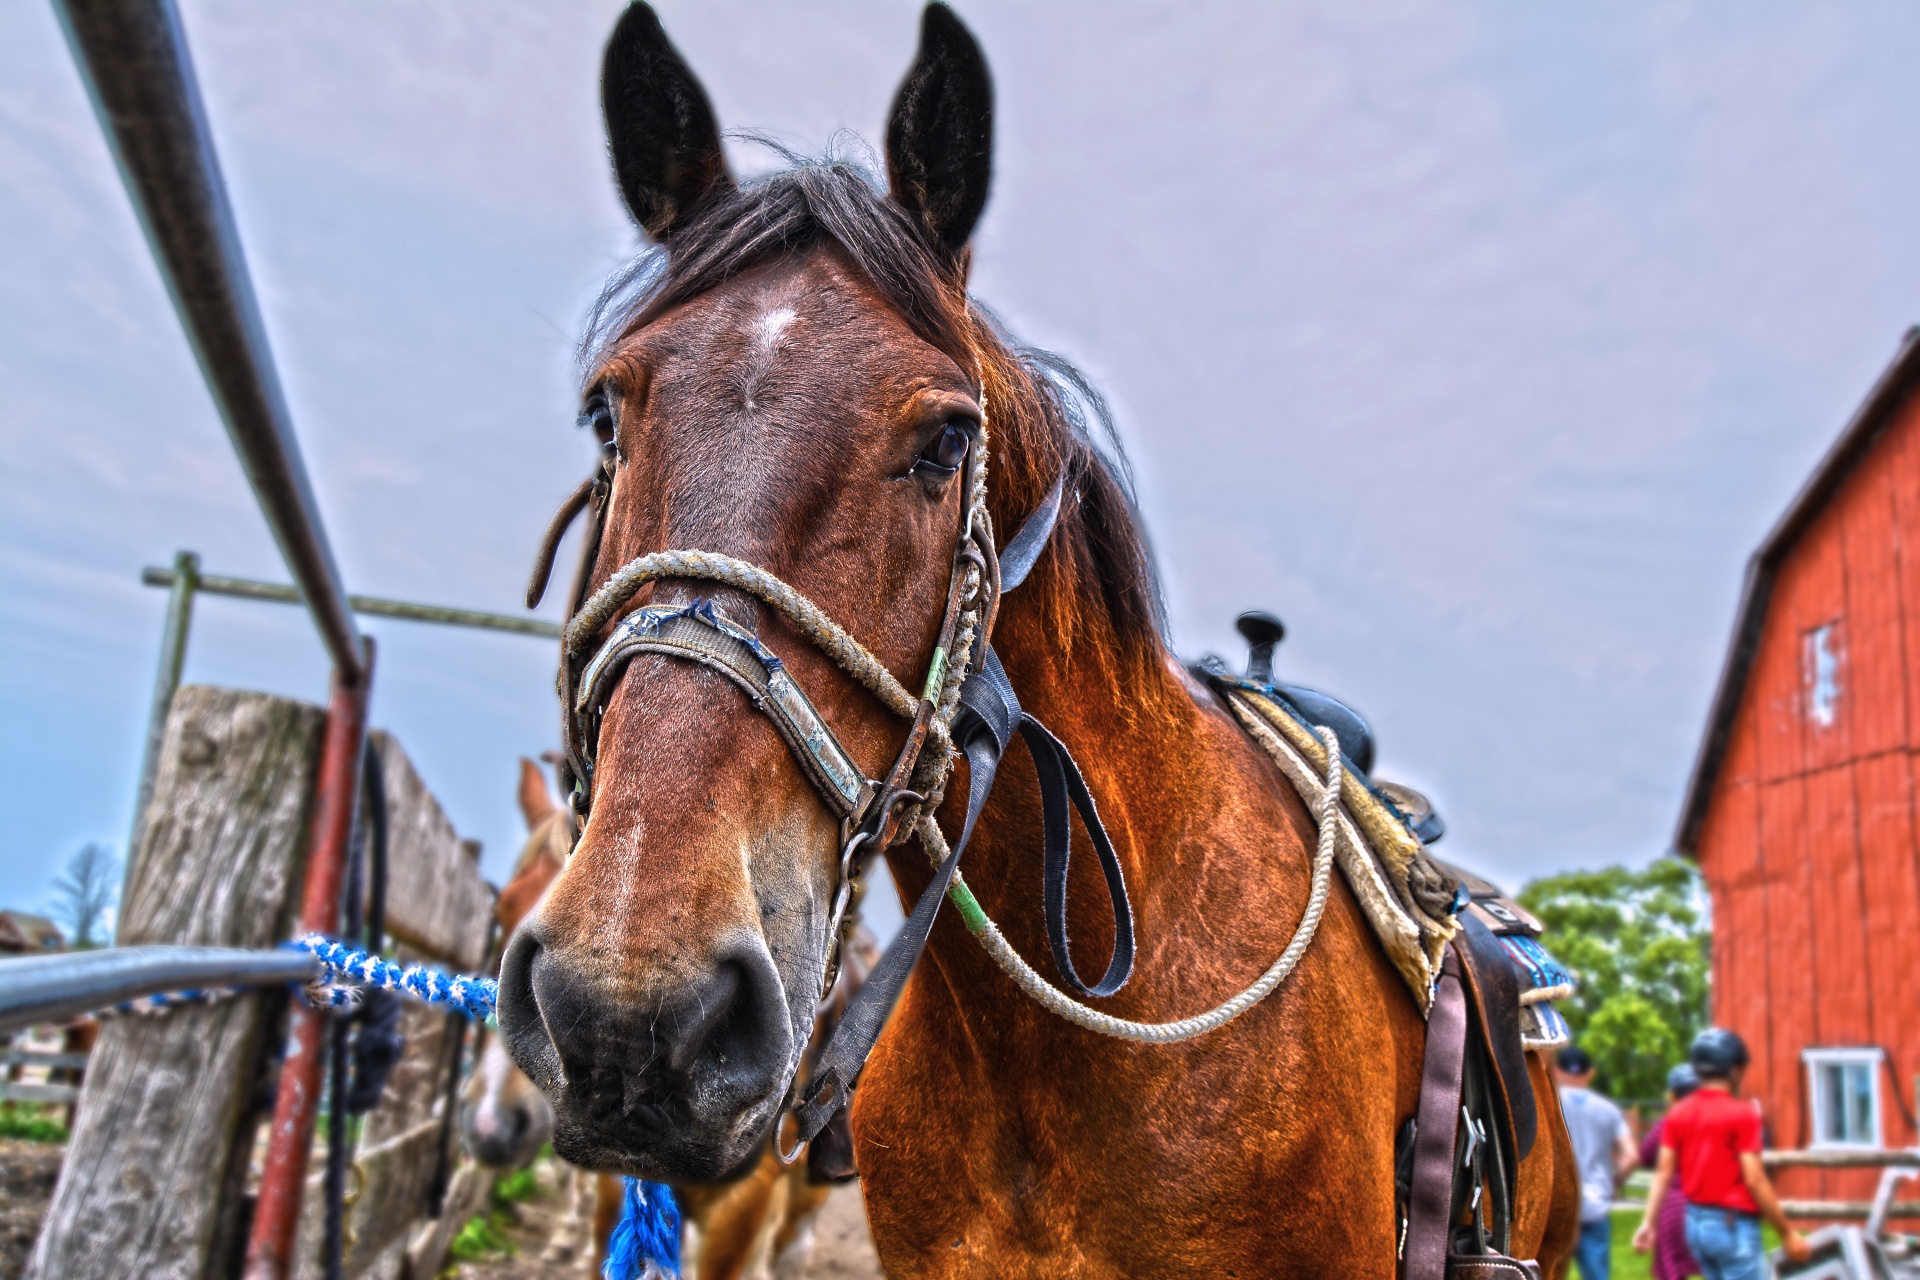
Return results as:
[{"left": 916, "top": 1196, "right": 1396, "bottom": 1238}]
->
[{"left": 243, "top": 643, "right": 373, "bottom": 1280}]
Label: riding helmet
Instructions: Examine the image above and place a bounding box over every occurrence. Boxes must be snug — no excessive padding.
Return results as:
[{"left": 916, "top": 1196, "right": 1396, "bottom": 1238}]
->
[
  {"left": 1689, "top": 1028, "right": 1750, "bottom": 1079},
  {"left": 1667, "top": 1063, "right": 1701, "bottom": 1099}
]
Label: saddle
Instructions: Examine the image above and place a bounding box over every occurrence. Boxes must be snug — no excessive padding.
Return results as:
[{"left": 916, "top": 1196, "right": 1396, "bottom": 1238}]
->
[{"left": 1207, "top": 612, "right": 1575, "bottom": 1279}]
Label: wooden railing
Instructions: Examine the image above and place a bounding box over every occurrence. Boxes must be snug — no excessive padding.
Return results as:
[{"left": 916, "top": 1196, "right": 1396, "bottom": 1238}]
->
[
  {"left": 1763, "top": 1148, "right": 1920, "bottom": 1221},
  {"left": 0, "top": 1048, "right": 88, "bottom": 1106}
]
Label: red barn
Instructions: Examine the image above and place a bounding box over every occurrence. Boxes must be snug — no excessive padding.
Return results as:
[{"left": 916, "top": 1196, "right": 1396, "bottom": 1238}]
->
[{"left": 1678, "top": 329, "right": 1920, "bottom": 1206}]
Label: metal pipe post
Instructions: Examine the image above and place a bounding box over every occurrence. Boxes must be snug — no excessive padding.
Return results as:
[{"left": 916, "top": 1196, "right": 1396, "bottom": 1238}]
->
[
  {"left": 243, "top": 643, "right": 374, "bottom": 1280},
  {"left": 123, "top": 548, "right": 200, "bottom": 914},
  {"left": 54, "top": 0, "right": 362, "bottom": 683}
]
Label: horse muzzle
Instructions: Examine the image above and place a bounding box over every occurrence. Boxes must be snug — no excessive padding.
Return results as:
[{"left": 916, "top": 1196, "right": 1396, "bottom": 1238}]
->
[{"left": 495, "top": 918, "right": 798, "bottom": 1182}]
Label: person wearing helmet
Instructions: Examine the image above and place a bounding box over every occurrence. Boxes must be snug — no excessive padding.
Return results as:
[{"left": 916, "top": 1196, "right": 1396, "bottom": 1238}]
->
[
  {"left": 1637, "top": 1064, "right": 1703, "bottom": 1280},
  {"left": 1633, "top": 1030, "right": 1812, "bottom": 1278},
  {"left": 1555, "top": 1045, "right": 1639, "bottom": 1280}
]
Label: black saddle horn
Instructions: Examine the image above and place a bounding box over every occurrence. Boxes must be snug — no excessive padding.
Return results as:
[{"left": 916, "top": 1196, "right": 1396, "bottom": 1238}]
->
[{"left": 1235, "top": 611, "right": 1285, "bottom": 684}]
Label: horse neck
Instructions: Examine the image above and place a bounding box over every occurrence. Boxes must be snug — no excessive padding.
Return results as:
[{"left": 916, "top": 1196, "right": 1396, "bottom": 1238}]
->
[{"left": 904, "top": 575, "right": 1314, "bottom": 1027}]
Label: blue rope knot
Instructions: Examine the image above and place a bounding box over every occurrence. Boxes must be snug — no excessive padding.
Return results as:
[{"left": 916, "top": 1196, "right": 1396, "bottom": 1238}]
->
[
  {"left": 603, "top": 1177, "right": 681, "bottom": 1279},
  {"left": 281, "top": 938, "right": 681, "bottom": 1275}
]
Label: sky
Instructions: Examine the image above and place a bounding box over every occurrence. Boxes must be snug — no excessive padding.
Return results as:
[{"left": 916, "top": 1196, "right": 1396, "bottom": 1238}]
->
[{"left": 6, "top": 1, "right": 1920, "bottom": 921}]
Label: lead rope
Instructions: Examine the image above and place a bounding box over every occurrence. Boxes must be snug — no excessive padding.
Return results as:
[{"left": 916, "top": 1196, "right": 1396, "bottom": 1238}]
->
[{"left": 913, "top": 723, "right": 1341, "bottom": 1042}]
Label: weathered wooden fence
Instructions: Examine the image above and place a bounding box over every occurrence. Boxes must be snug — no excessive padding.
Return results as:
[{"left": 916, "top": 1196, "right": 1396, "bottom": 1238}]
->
[{"left": 27, "top": 687, "right": 495, "bottom": 1280}]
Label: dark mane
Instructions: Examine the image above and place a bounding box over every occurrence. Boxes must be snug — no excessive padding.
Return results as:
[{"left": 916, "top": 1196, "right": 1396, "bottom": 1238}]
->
[{"left": 583, "top": 160, "right": 1167, "bottom": 667}]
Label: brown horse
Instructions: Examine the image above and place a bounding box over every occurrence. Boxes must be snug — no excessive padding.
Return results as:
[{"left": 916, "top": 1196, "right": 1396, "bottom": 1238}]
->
[
  {"left": 498, "top": 5, "right": 1579, "bottom": 1276},
  {"left": 464, "top": 759, "right": 842, "bottom": 1277}
]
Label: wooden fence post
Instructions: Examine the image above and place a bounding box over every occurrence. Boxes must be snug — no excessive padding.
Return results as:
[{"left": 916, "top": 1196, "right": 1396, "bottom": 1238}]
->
[{"left": 28, "top": 686, "right": 324, "bottom": 1280}]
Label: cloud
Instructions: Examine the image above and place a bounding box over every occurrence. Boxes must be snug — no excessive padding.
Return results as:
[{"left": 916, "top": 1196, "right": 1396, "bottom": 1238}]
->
[{"left": 5, "top": 0, "right": 1920, "bottom": 909}]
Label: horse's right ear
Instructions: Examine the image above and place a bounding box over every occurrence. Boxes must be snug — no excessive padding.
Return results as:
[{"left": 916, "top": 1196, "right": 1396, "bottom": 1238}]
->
[{"left": 601, "top": 2, "right": 734, "bottom": 240}]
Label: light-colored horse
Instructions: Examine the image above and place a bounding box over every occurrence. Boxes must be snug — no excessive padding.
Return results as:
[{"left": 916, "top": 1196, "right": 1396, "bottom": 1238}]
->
[{"left": 460, "top": 759, "right": 852, "bottom": 1277}]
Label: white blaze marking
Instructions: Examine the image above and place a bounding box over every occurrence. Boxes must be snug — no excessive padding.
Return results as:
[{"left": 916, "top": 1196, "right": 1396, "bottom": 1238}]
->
[{"left": 754, "top": 306, "right": 796, "bottom": 350}]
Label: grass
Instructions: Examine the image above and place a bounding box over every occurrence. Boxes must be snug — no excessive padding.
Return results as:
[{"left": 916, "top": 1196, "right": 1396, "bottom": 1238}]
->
[
  {"left": 0, "top": 1102, "right": 69, "bottom": 1144},
  {"left": 1607, "top": 1205, "right": 1783, "bottom": 1280},
  {"left": 444, "top": 1152, "right": 549, "bottom": 1266}
]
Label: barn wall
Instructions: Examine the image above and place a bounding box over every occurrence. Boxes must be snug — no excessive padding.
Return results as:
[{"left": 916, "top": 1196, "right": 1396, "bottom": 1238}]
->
[{"left": 1697, "top": 385, "right": 1920, "bottom": 1204}]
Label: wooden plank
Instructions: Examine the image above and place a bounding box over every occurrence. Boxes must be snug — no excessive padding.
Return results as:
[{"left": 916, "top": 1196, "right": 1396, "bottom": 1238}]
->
[
  {"left": 0, "top": 1082, "right": 77, "bottom": 1104},
  {"left": 1884, "top": 393, "right": 1920, "bottom": 748},
  {"left": 1780, "top": 1200, "right": 1920, "bottom": 1219},
  {"left": 0, "top": 1051, "right": 90, "bottom": 1070},
  {"left": 406, "top": 1160, "right": 494, "bottom": 1280},
  {"left": 291, "top": 1118, "right": 447, "bottom": 1280},
  {"left": 1854, "top": 754, "right": 1920, "bottom": 1148},
  {"left": 1765, "top": 1148, "right": 1920, "bottom": 1168},
  {"left": 1758, "top": 774, "right": 1815, "bottom": 1152},
  {"left": 367, "top": 732, "right": 492, "bottom": 972},
  {"left": 1804, "top": 764, "right": 1873, "bottom": 1046},
  {"left": 28, "top": 686, "right": 323, "bottom": 1280},
  {"left": 361, "top": 985, "right": 455, "bottom": 1151},
  {"left": 1752, "top": 577, "right": 1808, "bottom": 785},
  {"left": 1837, "top": 456, "right": 1906, "bottom": 758},
  {"left": 1791, "top": 516, "right": 1854, "bottom": 774},
  {"left": 1700, "top": 777, "right": 1765, "bottom": 1040}
]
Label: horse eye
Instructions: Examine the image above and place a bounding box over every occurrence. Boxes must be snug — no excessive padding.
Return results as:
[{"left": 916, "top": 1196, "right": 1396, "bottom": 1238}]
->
[{"left": 922, "top": 423, "right": 971, "bottom": 474}]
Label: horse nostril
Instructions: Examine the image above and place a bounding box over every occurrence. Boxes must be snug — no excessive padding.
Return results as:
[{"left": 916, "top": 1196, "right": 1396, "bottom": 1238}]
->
[
  {"left": 497, "top": 925, "right": 566, "bottom": 1094},
  {"left": 660, "top": 937, "right": 795, "bottom": 1097}
]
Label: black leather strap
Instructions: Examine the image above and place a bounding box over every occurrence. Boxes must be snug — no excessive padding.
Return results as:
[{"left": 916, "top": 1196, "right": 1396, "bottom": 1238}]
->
[
  {"left": 790, "top": 645, "right": 1136, "bottom": 1145},
  {"left": 1406, "top": 947, "right": 1467, "bottom": 1280},
  {"left": 1020, "top": 713, "right": 1133, "bottom": 997},
  {"left": 790, "top": 684, "right": 1005, "bottom": 1144},
  {"left": 997, "top": 473, "right": 1064, "bottom": 592}
]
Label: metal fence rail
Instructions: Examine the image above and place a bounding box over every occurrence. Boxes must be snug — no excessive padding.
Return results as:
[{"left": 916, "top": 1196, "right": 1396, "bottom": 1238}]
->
[
  {"left": 54, "top": 2, "right": 376, "bottom": 1273},
  {"left": 56, "top": 0, "right": 362, "bottom": 682},
  {"left": 0, "top": 946, "right": 319, "bottom": 1037},
  {"left": 142, "top": 564, "right": 562, "bottom": 639}
]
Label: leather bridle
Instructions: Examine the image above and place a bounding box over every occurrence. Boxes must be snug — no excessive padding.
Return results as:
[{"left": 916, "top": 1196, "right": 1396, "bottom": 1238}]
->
[{"left": 526, "top": 379, "right": 1137, "bottom": 1147}]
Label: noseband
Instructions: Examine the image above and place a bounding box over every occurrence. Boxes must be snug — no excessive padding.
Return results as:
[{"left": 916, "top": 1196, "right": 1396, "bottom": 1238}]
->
[{"left": 528, "top": 383, "right": 1137, "bottom": 1145}]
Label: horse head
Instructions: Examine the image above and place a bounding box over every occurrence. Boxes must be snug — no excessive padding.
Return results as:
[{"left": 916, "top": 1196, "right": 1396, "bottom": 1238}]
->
[
  {"left": 460, "top": 758, "right": 569, "bottom": 1169},
  {"left": 497, "top": 2, "right": 1011, "bottom": 1182}
]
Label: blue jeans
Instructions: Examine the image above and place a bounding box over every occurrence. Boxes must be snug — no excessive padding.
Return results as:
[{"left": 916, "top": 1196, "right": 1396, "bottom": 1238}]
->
[
  {"left": 1573, "top": 1217, "right": 1611, "bottom": 1280},
  {"left": 1684, "top": 1205, "right": 1764, "bottom": 1280}
]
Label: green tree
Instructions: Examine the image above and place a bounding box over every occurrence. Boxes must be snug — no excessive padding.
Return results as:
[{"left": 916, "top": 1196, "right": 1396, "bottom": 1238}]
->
[{"left": 1517, "top": 857, "right": 1710, "bottom": 1102}]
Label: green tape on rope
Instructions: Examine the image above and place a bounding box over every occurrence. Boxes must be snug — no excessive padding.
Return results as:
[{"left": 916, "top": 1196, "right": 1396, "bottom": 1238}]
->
[
  {"left": 947, "top": 877, "right": 988, "bottom": 934},
  {"left": 920, "top": 647, "right": 948, "bottom": 704}
]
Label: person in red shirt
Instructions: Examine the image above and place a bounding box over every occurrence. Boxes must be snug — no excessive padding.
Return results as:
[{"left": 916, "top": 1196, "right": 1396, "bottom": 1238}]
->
[{"left": 1633, "top": 1030, "right": 1811, "bottom": 1280}]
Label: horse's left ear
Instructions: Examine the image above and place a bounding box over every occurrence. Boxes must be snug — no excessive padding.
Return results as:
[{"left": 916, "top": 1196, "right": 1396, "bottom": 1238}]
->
[
  {"left": 517, "top": 757, "right": 558, "bottom": 830},
  {"left": 886, "top": 4, "right": 993, "bottom": 263},
  {"left": 601, "top": 1, "right": 734, "bottom": 239}
]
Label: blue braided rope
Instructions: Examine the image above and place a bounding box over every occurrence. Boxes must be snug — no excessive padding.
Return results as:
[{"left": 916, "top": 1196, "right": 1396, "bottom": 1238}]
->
[
  {"left": 287, "top": 935, "right": 498, "bottom": 1020},
  {"left": 603, "top": 1177, "right": 681, "bottom": 1279}
]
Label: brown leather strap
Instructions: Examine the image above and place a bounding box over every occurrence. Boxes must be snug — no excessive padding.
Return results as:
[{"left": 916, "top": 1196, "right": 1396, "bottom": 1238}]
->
[{"left": 1406, "top": 947, "right": 1467, "bottom": 1280}]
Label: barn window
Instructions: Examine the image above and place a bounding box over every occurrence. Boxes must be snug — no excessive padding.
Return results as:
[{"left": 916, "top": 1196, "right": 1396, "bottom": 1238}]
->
[
  {"left": 1804, "top": 623, "right": 1842, "bottom": 727},
  {"left": 1805, "top": 1047, "right": 1883, "bottom": 1149}
]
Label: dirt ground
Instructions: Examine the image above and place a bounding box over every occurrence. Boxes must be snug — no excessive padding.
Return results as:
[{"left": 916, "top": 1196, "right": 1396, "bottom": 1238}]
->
[
  {"left": 2, "top": 1137, "right": 884, "bottom": 1280},
  {"left": 450, "top": 1161, "right": 885, "bottom": 1280},
  {"left": 0, "top": 1139, "right": 61, "bottom": 1280}
]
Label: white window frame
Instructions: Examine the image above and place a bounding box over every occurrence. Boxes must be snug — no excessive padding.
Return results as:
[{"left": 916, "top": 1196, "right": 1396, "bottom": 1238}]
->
[{"left": 1804, "top": 1047, "right": 1884, "bottom": 1150}]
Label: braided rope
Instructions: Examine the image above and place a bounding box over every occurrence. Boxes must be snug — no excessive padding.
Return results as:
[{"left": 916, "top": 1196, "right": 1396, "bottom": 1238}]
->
[
  {"left": 97, "top": 987, "right": 243, "bottom": 1017},
  {"left": 290, "top": 934, "right": 497, "bottom": 1020},
  {"left": 920, "top": 724, "right": 1342, "bottom": 1043},
  {"left": 568, "top": 551, "right": 918, "bottom": 720}
]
